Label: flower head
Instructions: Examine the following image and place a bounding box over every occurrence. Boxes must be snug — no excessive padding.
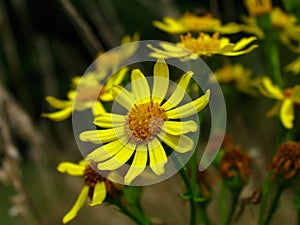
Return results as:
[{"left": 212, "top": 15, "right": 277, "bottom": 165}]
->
[
  {"left": 259, "top": 77, "right": 300, "bottom": 129},
  {"left": 245, "top": 0, "right": 272, "bottom": 16},
  {"left": 148, "top": 33, "right": 258, "bottom": 60},
  {"left": 270, "top": 141, "right": 300, "bottom": 180},
  {"left": 57, "top": 160, "right": 120, "bottom": 224},
  {"left": 153, "top": 12, "right": 240, "bottom": 34},
  {"left": 213, "top": 64, "right": 260, "bottom": 95},
  {"left": 80, "top": 59, "right": 210, "bottom": 185},
  {"left": 220, "top": 145, "right": 251, "bottom": 184},
  {"left": 42, "top": 68, "right": 128, "bottom": 121}
]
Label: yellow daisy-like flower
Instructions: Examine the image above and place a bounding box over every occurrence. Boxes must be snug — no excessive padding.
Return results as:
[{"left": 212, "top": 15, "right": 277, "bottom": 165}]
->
[
  {"left": 245, "top": 0, "right": 272, "bottom": 16},
  {"left": 259, "top": 77, "right": 300, "bottom": 129},
  {"left": 153, "top": 12, "right": 241, "bottom": 34},
  {"left": 285, "top": 57, "right": 300, "bottom": 75},
  {"left": 213, "top": 64, "right": 260, "bottom": 95},
  {"left": 80, "top": 59, "right": 210, "bottom": 185},
  {"left": 57, "top": 160, "right": 117, "bottom": 224},
  {"left": 148, "top": 33, "right": 258, "bottom": 60},
  {"left": 241, "top": 7, "right": 300, "bottom": 42},
  {"left": 42, "top": 68, "right": 128, "bottom": 121}
]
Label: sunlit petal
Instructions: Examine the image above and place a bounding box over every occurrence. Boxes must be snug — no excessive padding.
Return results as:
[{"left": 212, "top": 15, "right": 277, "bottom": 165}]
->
[
  {"left": 163, "top": 120, "right": 198, "bottom": 135},
  {"left": 94, "top": 113, "right": 126, "bottom": 128},
  {"left": 166, "top": 90, "right": 210, "bottom": 119},
  {"left": 62, "top": 185, "right": 89, "bottom": 224},
  {"left": 159, "top": 133, "right": 194, "bottom": 153},
  {"left": 89, "top": 182, "right": 106, "bottom": 206},
  {"left": 131, "top": 69, "right": 150, "bottom": 103},
  {"left": 152, "top": 59, "right": 169, "bottom": 103},
  {"left": 79, "top": 127, "right": 124, "bottom": 144},
  {"left": 97, "top": 142, "right": 136, "bottom": 170},
  {"left": 41, "top": 107, "right": 73, "bottom": 122},
  {"left": 148, "top": 138, "right": 167, "bottom": 175},
  {"left": 57, "top": 162, "right": 85, "bottom": 176},
  {"left": 110, "top": 85, "right": 135, "bottom": 111},
  {"left": 280, "top": 99, "right": 294, "bottom": 129},
  {"left": 162, "top": 71, "right": 193, "bottom": 110},
  {"left": 124, "top": 145, "right": 148, "bottom": 185}
]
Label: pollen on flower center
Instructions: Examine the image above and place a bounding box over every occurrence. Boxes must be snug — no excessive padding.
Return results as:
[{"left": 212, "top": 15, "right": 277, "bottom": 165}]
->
[
  {"left": 126, "top": 101, "right": 168, "bottom": 143},
  {"left": 180, "top": 33, "right": 221, "bottom": 53},
  {"left": 83, "top": 165, "right": 104, "bottom": 188}
]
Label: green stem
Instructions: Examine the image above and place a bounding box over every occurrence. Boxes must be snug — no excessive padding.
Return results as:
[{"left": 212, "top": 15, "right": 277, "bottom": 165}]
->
[
  {"left": 198, "top": 202, "right": 211, "bottom": 225},
  {"left": 179, "top": 166, "right": 198, "bottom": 225},
  {"left": 264, "top": 184, "right": 285, "bottom": 225},
  {"left": 258, "top": 173, "right": 272, "bottom": 225},
  {"left": 225, "top": 189, "right": 241, "bottom": 225},
  {"left": 114, "top": 200, "right": 152, "bottom": 225},
  {"left": 220, "top": 180, "right": 228, "bottom": 225}
]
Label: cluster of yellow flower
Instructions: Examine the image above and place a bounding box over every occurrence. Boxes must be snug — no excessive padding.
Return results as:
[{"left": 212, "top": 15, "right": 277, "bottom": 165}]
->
[{"left": 42, "top": 0, "right": 300, "bottom": 224}]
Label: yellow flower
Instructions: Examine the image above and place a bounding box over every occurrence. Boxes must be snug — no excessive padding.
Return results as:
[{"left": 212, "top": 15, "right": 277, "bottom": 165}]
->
[
  {"left": 95, "top": 33, "right": 140, "bottom": 74},
  {"left": 80, "top": 59, "right": 210, "bottom": 185},
  {"left": 148, "top": 33, "right": 258, "bottom": 60},
  {"left": 245, "top": 0, "right": 272, "bottom": 16},
  {"left": 285, "top": 57, "right": 300, "bottom": 75},
  {"left": 153, "top": 12, "right": 241, "bottom": 34},
  {"left": 57, "top": 160, "right": 116, "bottom": 224},
  {"left": 42, "top": 68, "right": 128, "bottom": 121},
  {"left": 213, "top": 64, "right": 260, "bottom": 95},
  {"left": 241, "top": 7, "right": 300, "bottom": 42},
  {"left": 259, "top": 77, "right": 300, "bottom": 129}
]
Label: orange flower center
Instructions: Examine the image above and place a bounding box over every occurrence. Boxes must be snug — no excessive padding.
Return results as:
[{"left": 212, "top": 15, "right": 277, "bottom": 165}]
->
[
  {"left": 283, "top": 88, "right": 293, "bottom": 98},
  {"left": 180, "top": 33, "right": 221, "bottom": 55},
  {"left": 126, "top": 101, "right": 168, "bottom": 143},
  {"left": 83, "top": 165, "right": 104, "bottom": 188}
]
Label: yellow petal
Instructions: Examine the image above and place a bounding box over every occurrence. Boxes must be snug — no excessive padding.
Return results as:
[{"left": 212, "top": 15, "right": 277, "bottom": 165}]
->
[
  {"left": 124, "top": 145, "right": 148, "bottom": 185},
  {"left": 85, "top": 139, "right": 127, "bottom": 162},
  {"left": 148, "top": 138, "right": 167, "bottom": 175},
  {"left": 99, "top": 92, "right": 114, "bottom": 101},
  {"left": 89, "top": 182, "right": 106, "bottom": 206},
  {"left": 57, "top": 162, "right": 85, "bottom": 176},
  {"left": 147, "top": 44, "right": 190, "bottom": 58},
  {"left": 222, "top": 44, "right": 258, "bottom": 56},
  {"left": 131, "top": 69, "right": 150, "bottom": 103},
  {"left": 152, "top": 59, "right": 169, "bottom": 103},
  {"left": 233, "top": 36, "right": 257, "bottom": 51},
  {"left": 110, "top": 85, "right": 135, "bottom": 111},
  {"left": 280, "top": 99, "right": 294, "bottom": 129},
  {"left": 93, "top": 101, "right": 106, "bottom": 117},
  {"left": 94, "top": 113, "right": 126, "bottom": 128},
  {"left": 159, "top": 133, "right": 194, "bottom": 153},
  {"left": 41, "top": 106, "right": 73, "bottom": 122},
  {"left": 104, "top": 67, "right": 129, "bottom": 89},
  {"left": 166, "top": 90, "right": 210, "bottom": 119},
  {"left": 62, "top": 185, "right": 89, "bottom": 224},
  {"left": 79, "top": 127, "right": 124, "bottom": 144},
  {"left": 162, "top": 71, "right": 193, "bottom": 110},
  {"left": 98, "top": 142, "right": 136, "bottom": 170},
  {"left": 163, "top": 120, "right": 198, "bottom": 135},
  {"left": 260, "top": 77, "right": 283, "bottom": 99},
  {"left": 45, "top": 96, "right": 71, "bottom": 109}
]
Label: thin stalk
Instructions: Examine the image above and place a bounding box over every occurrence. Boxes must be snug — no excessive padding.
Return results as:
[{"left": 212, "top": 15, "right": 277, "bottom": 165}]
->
[
  {"left": 179, "top": 166, "right": 197, "bottom": 225},
  {"left": 258, "top": 173, "right": 272, "bottom": 225},
  {"left": 264, "top": 185, "right": 285, "bottom": 225},
  {"left": 225, "top": 189, "right": 241, "bottom": 225},
  {"left": 220, "top": 180, "right": 228, "bottom": 225},
  {"left": 115, "top": 200, "right": 152, "bottom": 225}
]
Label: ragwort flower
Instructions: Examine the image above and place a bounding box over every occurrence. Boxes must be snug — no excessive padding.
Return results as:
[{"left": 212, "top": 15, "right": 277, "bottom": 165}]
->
[
  {"left": 220, "top": 145, "right": 251, "bottom": 184},
  {"left": 245, "top": 0, "right": 272, "bottom": 16},
  {"left": 42, "top": 68, "right": 128, "bottom": 121},
  {"left": 57, "top": 160, "right": 119, "bottom": 224},
  {"left": 148, "top": 33, "right": 258, "bottom": 60},
  {"left": 80, "top": 59, "right": 210, "bottom": 185},
  {"left": 153, "top": 12, "right": 241, "bottom": 34},
  {"left": 259, "top": 77, "right": 300, "bottom": 129},
  {"left": 213, "top": 63, "right": 260, "bottom": 95},
  {"left": 271, "top": 141, "right": 300, "bottom": 180}
]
